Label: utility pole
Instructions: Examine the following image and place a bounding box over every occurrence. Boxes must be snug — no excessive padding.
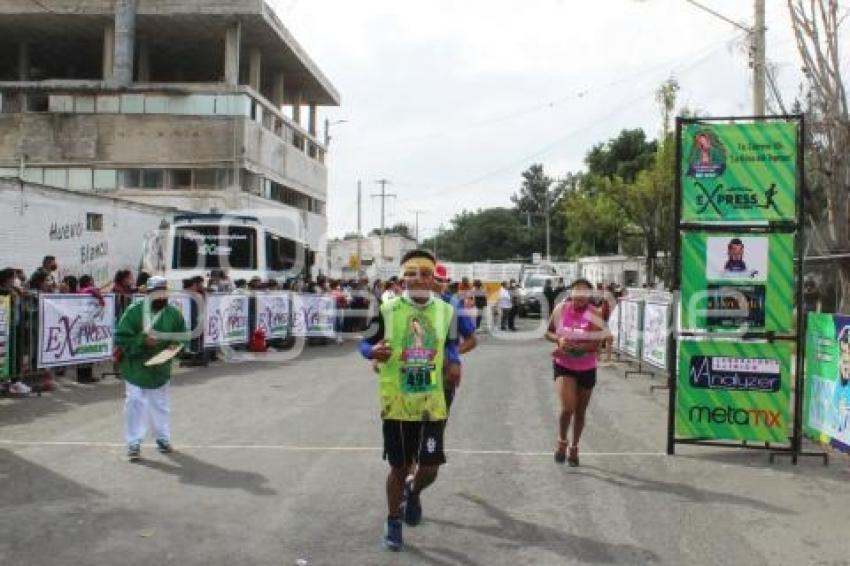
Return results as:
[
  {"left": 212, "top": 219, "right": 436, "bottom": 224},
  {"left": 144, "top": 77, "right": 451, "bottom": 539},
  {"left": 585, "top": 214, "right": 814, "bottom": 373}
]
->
[
  {"left": 752, "top": 0, "right": 766, "bottom": 115},
  {"left": 410, "top": 209, "right": 426, "bottom": 244},
  {"left": 684, "top": 0, "right": 766, "bottom": 115},
  {"left": 356, "top": 180, "right": 363, "bottom": 277},
  {"left": 434, "top": 223, "right": 444, "bottom": 259},
  {"left": 371, "top": 179, "right": 396, "bottom": 262}
]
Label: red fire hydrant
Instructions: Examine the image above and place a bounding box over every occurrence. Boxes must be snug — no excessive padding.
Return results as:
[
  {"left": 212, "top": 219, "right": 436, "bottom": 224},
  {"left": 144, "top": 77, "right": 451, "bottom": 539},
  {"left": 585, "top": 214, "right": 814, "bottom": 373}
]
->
[{"left": 250, "top": 327, "right": 268, "bottom": 352}]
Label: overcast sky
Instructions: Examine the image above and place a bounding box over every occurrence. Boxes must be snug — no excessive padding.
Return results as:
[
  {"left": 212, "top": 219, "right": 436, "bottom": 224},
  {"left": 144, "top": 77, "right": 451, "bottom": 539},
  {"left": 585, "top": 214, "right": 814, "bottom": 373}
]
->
[{"left": 270, "top": 0, "right": 825, "bottom": 242}]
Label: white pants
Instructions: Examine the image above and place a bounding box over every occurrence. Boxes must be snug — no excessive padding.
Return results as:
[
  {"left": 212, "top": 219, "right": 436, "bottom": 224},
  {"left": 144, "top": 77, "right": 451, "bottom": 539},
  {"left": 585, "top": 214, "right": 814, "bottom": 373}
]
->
[{"left": 124, "top": 382, "right": 170, "bottom": 447}]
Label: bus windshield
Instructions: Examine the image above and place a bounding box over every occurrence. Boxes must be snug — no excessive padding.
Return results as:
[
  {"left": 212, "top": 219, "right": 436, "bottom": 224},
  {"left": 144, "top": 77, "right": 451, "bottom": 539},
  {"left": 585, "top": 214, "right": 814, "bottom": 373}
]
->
[{"left": 172, "top": 225, "right": 257, "bottom": 270}]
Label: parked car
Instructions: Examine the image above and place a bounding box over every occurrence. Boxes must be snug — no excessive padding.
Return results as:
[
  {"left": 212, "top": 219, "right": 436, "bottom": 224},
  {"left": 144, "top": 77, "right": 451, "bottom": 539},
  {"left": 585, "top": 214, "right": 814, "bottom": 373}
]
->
[{"left": 518, "top": 274, "right": 565, "bottom": 317}]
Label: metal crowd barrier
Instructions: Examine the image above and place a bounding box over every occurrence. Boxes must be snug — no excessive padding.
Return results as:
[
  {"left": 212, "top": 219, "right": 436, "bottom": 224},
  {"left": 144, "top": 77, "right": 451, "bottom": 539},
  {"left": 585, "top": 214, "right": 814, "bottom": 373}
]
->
[{"left": 0, "top": 290, "right": 357, "bottom": 387}]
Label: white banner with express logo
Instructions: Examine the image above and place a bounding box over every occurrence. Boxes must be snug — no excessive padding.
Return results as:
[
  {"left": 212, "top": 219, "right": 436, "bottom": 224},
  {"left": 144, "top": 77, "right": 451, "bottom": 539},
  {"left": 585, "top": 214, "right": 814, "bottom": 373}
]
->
[
  {"left": 204, "top": 293, "right": 250, "bottom": 347},
  {"left": 38, "top": 294, "right": 116, "bottom": 368},
  {"left": 292, "top": 294, "right": 336, "bottom": 338},
  {"left": 642, "top": 301, "right": 669, "bottom": 369},
  {"left": 255, "top": 292, "right": 291, "bottom": 340},
  {"left": 132, "top": 293, "right": 194, "bottom": 330},
  {"left": 621, "top": 299, "right": 642, "bottom": 359}
]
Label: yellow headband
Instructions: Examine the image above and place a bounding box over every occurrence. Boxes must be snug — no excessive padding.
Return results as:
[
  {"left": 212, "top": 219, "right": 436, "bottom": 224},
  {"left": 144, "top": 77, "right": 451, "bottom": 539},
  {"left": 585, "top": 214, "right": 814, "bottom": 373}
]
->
[{"left": 401, "top": 257, "right": 435, "bottom": 275}]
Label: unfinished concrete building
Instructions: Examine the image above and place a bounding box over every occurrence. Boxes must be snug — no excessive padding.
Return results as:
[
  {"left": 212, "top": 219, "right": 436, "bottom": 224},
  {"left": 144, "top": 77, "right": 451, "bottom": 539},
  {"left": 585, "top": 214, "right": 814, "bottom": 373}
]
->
[{"left": 0, "top": 0, "right": 340, "bottom": 260}]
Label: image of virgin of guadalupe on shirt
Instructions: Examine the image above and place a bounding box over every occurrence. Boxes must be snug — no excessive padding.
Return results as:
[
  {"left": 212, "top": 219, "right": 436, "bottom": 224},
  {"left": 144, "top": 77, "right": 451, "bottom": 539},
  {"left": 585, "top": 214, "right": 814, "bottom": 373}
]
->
[{"left": 401, "top": 316, "right": 438, "bottom": 394}]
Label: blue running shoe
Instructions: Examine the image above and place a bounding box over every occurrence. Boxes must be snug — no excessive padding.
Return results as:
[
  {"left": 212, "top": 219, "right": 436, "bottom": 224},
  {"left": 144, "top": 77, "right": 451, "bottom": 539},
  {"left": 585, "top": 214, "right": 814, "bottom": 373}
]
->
[
  {"left": 127, "top": 443, "right": 141, "bottom": 462},
  {"left": 402, "top": 478, "right": 422, "bottom": 526},
  {"left": 383, "top": 518, "right": 403, "bottom": 551}
]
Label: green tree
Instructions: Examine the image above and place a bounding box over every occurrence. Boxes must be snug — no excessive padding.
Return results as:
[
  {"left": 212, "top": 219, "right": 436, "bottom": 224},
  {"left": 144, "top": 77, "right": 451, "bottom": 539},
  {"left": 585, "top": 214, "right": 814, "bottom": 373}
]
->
[
  {"left": 421, "top": 208, "right": 529, "bottom": 262},
  {"left": 510, "top": 164, "right": 568, "bottom": 258},
  {"left": 559, "top": 176, "right": 623, "bottom": 257},
  {"left": 585, "top": 129, "right": 657, "bottom": 183},
  {"left": 369, "top": 223, "right": 413, "bottom": 239},
  {"left": 555, "top": 129, "right": 659, "bottom": 261},
  {"left": 602, "top": 136, "right": 675, "bottom": 286}
]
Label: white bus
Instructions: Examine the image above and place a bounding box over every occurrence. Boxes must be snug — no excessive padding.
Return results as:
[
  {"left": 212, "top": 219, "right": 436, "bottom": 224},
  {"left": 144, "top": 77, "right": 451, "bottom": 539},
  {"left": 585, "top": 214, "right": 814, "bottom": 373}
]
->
[{"left": 144, "top": 214, "right": 311, "bottom": 288}]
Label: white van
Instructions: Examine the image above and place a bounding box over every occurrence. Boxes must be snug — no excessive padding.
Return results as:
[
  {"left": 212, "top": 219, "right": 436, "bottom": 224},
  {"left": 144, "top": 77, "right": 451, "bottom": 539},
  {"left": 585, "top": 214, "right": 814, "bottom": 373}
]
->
[{"left": 144, "top": 213, "right": 309, "bottom": 288}]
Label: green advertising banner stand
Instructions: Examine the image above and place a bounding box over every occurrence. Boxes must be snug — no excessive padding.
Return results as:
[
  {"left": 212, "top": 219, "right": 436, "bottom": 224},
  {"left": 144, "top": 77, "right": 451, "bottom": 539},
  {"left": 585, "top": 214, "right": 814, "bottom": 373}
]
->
[{"left": 668, "top": 115, "right": 826, "bottom": 464}]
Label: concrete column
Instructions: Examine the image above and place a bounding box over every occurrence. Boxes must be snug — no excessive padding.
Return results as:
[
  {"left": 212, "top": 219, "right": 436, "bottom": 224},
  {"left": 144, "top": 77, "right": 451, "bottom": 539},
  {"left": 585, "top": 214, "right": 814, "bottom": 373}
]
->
[
  {"left": 291, "top": 92, "right": 304, "bottom": 151},
  {"left": 17, "top": 42, "right": 30, "bottom": 81},
  {"left": 113, "top": 0, "right": 136, "bottom": 86},
  {"left": 224, "top": 22, "right": 241, "bottom": 86},
  {"left": 292, "top": 92, "right": 303, "bottom": 125},
  {"left": 248, "top": 48, "right": 262, "bottom": 92},
  {"left": 308, "top": 103, "right": 317, "bottom": 136},
  {"left": 102, "top": 25, "right": 114, "bottom": 80},
  {"left": 137, "top": 40, "right": 150, "bottom": 82},
  {"left": 272, "top": 72, "right": 285, "bottom": 109}
]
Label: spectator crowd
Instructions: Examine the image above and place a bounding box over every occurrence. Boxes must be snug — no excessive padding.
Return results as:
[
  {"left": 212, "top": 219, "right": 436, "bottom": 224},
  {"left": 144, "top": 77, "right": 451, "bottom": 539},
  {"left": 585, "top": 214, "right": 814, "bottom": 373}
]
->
[{"left": 2, "top": 254, "right": 637, "bottom": 396}]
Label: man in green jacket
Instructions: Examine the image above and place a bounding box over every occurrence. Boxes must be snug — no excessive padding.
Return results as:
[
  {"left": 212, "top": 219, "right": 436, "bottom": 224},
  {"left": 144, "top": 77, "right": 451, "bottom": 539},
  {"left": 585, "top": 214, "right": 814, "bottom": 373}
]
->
[{"left": 115, "top": 276, "right": 188, "bottom": 461}]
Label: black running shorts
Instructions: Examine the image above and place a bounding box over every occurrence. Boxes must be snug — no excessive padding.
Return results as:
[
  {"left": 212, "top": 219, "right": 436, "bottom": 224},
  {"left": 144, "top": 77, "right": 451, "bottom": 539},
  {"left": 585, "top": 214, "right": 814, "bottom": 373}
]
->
[
  {"left": 382, "top": 420, "right": 446, "bottom": 468},
  {"left": 553, "top": 364, "right": 597, "bottom": 390}
]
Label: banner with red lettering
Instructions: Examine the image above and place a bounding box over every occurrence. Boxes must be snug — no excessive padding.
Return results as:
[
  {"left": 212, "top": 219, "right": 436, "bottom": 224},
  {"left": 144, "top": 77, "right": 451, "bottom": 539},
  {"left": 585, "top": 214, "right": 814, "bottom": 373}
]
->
[{"left": 38, "top": 294, "right": 116, "bottom": 368}]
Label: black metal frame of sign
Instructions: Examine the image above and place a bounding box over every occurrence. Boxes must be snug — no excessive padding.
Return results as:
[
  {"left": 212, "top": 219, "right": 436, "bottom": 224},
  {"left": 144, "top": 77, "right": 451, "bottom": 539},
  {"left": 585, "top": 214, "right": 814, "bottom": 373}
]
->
[{"left": 666, "top": 114, "right": 827, "bottom": 465}]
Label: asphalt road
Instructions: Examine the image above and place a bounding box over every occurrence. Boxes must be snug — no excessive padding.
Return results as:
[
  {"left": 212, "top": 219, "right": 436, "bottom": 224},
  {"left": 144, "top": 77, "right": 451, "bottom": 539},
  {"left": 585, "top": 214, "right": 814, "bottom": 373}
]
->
[{"left": 1, "top": 322, "right": 848, "bottom": 565}]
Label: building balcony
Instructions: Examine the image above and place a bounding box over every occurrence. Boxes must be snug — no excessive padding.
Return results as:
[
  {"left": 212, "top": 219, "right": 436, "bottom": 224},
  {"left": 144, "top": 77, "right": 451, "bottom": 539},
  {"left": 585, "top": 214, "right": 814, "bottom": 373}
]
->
[{"left": 0, "top": 83, "right": 328, "bottom": 201}]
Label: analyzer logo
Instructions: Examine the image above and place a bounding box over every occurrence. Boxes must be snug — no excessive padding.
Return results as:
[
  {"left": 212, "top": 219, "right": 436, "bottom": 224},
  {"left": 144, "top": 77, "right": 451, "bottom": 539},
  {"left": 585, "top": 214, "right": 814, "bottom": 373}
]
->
[
  {"left": 689, "top": 355, "right": 780, "bottom": 392},
  {"left": 688, "top": 405, "right": 782, "bottom": 428}
]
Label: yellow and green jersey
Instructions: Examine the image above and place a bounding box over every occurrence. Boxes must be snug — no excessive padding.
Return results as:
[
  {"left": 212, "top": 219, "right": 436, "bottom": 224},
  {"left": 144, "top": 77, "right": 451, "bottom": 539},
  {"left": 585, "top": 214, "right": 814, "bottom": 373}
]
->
[{"left": 378, "top": 297, "right": 454, "bottom": 421}]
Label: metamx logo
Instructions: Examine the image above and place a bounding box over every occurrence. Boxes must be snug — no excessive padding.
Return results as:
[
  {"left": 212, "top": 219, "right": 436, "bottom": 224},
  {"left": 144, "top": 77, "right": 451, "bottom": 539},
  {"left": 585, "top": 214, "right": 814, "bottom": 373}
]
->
[{"left": 688, "top": 405, "right": 781, "bottom": 428}]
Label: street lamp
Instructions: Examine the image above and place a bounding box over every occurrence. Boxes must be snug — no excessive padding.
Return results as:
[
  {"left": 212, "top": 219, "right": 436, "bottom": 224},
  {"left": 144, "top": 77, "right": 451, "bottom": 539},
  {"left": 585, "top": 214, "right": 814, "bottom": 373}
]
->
[{"left": 324, "top": 118, "right": 349, "bottom": 146}]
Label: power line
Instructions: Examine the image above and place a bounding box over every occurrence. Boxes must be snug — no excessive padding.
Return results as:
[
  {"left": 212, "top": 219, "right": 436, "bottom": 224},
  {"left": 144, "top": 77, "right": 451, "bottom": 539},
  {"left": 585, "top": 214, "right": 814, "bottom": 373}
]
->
[
  {"left": 385, "top": 36, "right": 742, "bottom": 210},
  {"left": 345, "top": 30, "right": 745, "bottom": 153},
  {"left": 414, "top": 38, "right": 732, "bottom": 202}
]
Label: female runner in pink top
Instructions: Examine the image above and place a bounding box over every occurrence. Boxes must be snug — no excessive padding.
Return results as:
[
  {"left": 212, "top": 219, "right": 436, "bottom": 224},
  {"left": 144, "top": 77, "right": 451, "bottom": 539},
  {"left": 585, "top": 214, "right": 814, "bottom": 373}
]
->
[{"left": 545, "top": 278, "right": 603, "bottom": 466}]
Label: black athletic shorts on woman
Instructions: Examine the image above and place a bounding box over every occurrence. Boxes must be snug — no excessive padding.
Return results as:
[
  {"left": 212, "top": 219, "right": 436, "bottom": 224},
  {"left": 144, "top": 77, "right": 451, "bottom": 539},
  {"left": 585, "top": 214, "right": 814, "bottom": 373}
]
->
[
  {"left": 382, "top": 420, "right": 446, "bottom": 467},
  {"left": 552, "top": 363, "right": 597, "bottom": 390}
]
